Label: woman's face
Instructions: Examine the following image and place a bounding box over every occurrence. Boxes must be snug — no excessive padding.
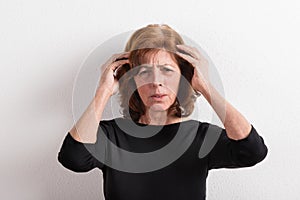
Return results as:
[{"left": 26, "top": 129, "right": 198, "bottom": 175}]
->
[{"left": 133, "top": 50, "right": 181, "bottom": 112}]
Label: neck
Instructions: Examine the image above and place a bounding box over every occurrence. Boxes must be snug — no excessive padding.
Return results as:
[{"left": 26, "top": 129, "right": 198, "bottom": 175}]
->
[{"left": 138, "top": 109, "right": 181, "bottom": 125}]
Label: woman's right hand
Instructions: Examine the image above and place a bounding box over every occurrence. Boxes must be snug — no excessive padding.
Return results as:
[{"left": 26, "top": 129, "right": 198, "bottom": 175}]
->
[{"left": 96, "top": 52, "right": 130, "bottom": 97}]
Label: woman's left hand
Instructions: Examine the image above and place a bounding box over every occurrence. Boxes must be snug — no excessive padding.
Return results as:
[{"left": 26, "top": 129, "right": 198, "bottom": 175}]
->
[{"left": 175, "top": 44, "right": 210, "bottom": 94}]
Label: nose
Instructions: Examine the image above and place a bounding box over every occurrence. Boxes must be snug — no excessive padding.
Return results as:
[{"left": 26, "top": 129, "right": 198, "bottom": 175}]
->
[{"left": 151, "top": 67, "right": 163, "bottom": 87}]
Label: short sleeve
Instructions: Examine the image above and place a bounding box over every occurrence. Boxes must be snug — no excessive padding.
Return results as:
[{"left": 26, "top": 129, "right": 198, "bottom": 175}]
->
[
  {"left": 57, "top": 120, "right": 112, "bottom": 173},
  {"left": 206, "top": 123, "right": 268, "bottom": 170}
]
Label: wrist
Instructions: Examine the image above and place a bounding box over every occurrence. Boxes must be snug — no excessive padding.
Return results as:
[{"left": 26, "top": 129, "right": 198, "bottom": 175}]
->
[
  {"left": 199, "top": 82, "right": 214, "bottom": 103},
  {"left": 95, "top": 86, "right": 112, "bottom": 102},
  {"left": 96, "top": 86, "right": 112, "bottom": 96}
]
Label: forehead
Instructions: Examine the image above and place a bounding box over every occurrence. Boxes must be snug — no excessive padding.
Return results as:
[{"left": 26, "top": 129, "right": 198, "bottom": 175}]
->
[{"left": 141, "top": 50, "right": 178, "bottom": 66}]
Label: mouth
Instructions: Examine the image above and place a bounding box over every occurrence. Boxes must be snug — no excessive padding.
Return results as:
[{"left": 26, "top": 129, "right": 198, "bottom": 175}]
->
[
  {"left": 150, "top": 94, "right": 167, "bottom": 100},
  {"left": 150, "top": 94, "right": 167, "bottom": 97}
]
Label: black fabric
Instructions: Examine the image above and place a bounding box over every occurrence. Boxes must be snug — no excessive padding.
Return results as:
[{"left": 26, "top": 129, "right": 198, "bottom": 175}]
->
[{"left": 58, "top": 117, "right": 268, "bottom": 200}]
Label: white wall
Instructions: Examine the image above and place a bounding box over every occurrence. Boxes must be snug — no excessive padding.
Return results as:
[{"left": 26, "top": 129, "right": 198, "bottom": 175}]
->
[{"left": 1, "top": 0, "right": 299, "bottom": 199}]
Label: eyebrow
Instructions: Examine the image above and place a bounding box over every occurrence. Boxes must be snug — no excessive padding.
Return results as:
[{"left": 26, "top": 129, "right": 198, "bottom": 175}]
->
[{"left": 139, "top": 64, "right": 176, "bottom": 69}]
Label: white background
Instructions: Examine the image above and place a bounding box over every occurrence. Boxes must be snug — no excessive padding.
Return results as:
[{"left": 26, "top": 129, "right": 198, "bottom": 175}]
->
[{"left": 1, "top": 0, "right": 299, "bottom": 199}]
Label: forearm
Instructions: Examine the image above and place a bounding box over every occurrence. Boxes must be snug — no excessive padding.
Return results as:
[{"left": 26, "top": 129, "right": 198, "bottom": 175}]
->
[
  {"left": 201, "top": 83, "right": 252, "bottom": 140},
  {"left": 69, "top": 87, "right": 111, "bottom": 143}
]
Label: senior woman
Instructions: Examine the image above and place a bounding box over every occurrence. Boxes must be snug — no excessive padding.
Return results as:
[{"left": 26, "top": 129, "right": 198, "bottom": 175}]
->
[{"left": 58, "top": 24, "right": 268, "bottom": 200}]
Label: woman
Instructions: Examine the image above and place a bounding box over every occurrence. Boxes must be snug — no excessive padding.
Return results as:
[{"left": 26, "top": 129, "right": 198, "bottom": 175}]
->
[{"left": 58, "top": 24, "right": 268, "bottom": 200}]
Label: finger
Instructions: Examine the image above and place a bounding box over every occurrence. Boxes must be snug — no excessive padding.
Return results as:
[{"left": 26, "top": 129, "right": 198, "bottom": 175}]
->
[
  {"left": 114, "top": 51, "right": 130, "bottom": 56},
  {"left": 111, "top": 59, "right": 130, "bottom": 71},
  {"left": 103, "top": 59, "right": 128, "bottom": 74},
  {"left": 117, "top": 52, "right": 130, "bottom": 58},
  {"left": 175, "top": 52, "right": 196, "bottom": 67},
  {"left": 109, "top": 52, "right": 130, "bottom": 63},
  {"left": 114, "top": 52, "right": 130, "bottom": 59},
  {"left": 176, "top": 45, "right": 201, "bottom": 59},
  {"left": 114, "top": 57, "right": 129, "bottom": 62}
]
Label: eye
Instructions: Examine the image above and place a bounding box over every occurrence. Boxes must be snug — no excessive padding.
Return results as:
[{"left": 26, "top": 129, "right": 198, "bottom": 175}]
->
[
  {"left": 138, "top": 70, "right": 150, "bottom": 75},
  {"left": 163, "top": 68, "right": 173, "bottom": 72}
]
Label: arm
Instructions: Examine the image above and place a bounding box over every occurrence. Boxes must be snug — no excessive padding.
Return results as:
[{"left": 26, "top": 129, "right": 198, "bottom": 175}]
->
[
  {"left": 195, "top": 83, "right": 268, "bottom": 169},
  {"left": 175, "top": 44, "right": 268, "bottom": 168},
  {"left": 202, "top": 122, "right": 268, "bottom": 169},
  {"left": 201, "top": 82, "right": 252, "bottom": 140},
  {"left": 57, "top": 52, "right": 129, "bottom": 172},
  {"left": 176, "top": 44, "right": 252, "bottom": 140},
  {"left": 201, "top": 80, "right": 268, "bottom": 170},
  {"left": 69, "top": 87, "right": 111, "bottom": 144},
  {"left": 69, "top": 51, "right": 129, "bottom": 143},
  {"left": 57, "top": 87, "right": 111, "bottom": 172},
  {"left": 202, "top": 83, "right": 268, "bottom": 169}
]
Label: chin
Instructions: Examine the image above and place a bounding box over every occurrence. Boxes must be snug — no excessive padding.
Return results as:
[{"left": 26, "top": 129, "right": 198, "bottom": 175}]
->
[{"left": 148, "top": 104, "right": 170, "bottom": 111}]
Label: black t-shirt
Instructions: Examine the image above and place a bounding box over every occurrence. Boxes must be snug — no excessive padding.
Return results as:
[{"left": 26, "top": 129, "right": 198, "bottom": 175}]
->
[{"left": 57, "top": 117, "right": 268, "bottom": 200}]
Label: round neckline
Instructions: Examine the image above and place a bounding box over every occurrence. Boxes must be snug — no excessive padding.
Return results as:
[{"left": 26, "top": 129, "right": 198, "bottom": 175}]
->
[
  {"left": 128, "top": 118, "right": 195, "bottom": 127},
  {"left": 112, "top": 117, "right": 199, "bottom": 139}
]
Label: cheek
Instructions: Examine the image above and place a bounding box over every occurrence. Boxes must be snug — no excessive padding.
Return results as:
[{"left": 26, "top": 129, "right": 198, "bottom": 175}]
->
[
  {"left": 166, "top": 76, "right": 181, "bottom": 95},
  {"left": 136, "top": 86, "right": 149, "bottom": 99}
]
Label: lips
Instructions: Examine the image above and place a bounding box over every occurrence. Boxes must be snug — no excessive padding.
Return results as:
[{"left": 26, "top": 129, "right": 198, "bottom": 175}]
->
[{"left": 150, "top": 94, "right": 167, "bottom": 98}]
